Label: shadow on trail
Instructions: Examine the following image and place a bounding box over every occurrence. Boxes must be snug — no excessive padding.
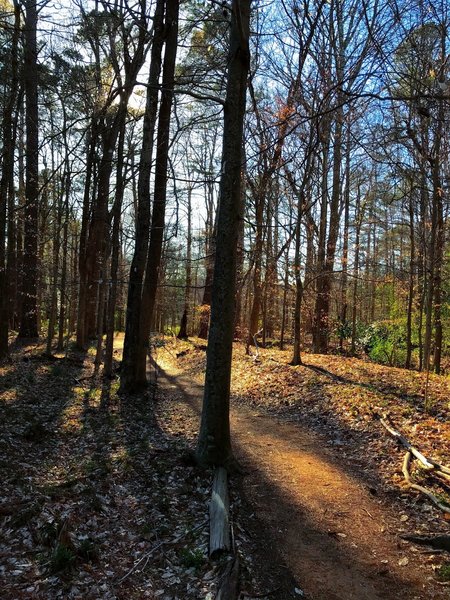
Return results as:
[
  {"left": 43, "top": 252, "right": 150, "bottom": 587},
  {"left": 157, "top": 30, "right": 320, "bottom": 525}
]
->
[
  {"left": 154, "top": 363, "right": 299, "bottom": 599},
  {"left": 154, "top": 361, "right": 433, "bottom": 600}
]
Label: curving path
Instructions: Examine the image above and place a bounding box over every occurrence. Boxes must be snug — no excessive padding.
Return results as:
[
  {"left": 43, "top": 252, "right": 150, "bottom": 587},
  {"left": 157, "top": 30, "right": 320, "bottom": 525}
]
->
[{"left": 154, "top": 354, "right": 445, "bottom": 600}]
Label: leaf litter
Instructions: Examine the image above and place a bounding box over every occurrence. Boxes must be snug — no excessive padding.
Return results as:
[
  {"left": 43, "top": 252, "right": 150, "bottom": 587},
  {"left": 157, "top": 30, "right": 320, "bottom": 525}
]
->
[
  {"left": 0, "top": 341, "right": 221, "bottom": 599},
  {"left": 2, "top": 336, "right": 450, "bottom": 599}
]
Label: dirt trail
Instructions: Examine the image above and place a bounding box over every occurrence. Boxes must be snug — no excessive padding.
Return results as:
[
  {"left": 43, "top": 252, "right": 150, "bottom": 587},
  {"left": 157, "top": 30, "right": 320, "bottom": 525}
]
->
[{"left": 155, "top": 356, "right": 445, "bottom": 600}]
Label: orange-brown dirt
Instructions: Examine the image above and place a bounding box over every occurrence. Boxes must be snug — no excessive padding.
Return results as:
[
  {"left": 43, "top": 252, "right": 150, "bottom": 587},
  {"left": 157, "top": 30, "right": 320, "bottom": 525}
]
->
[{"left": 155, "top": 340, "right": 450, "bottom": 600}]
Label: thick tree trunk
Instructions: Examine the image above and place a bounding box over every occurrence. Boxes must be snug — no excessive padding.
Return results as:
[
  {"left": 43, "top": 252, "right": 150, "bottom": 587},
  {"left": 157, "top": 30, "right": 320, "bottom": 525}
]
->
[
  {"left": 76, "top": 126, "right": 98, "bottom": 349},
  {"left": 196, "top": 0, "right": 250, "bottom": 468},
  {"left": 0, "top": 1, "right": 20, "bottom": 357},
  {"left": 313, "top": 105, "right": 343, "bottom": 354},
  {"left": 133, "top": 0, "right": 179, "bottom": 390},
  {"left": 120, "top": 0, "right": 165, "bottom": 392}
]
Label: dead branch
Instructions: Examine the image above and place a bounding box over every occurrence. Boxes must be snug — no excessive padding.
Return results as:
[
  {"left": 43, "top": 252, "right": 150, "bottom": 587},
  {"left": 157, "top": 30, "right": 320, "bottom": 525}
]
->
[
  {"left": 377, "top": 413, "right": 450, "bottom": 480},
  {"left": 402, "top": 451, "right": 450, "bottom": 514},
  {"left": 116, "top": 519, "right": 208, "bottom": 584},
  {"left": 376, "top": 413, "right": 450, "bottom": 514}
]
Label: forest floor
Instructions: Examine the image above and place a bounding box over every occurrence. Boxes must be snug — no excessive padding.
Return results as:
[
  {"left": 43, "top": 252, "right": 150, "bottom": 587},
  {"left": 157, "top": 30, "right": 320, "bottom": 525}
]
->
[{"left": 1, "top": 335, "right": 450, "bottom": 599}]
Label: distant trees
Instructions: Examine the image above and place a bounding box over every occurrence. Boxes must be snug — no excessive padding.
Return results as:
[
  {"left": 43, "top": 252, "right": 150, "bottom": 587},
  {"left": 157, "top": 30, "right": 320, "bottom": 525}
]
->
[{"left": 0, "top": 0, "right": 448, "bottom": 384}]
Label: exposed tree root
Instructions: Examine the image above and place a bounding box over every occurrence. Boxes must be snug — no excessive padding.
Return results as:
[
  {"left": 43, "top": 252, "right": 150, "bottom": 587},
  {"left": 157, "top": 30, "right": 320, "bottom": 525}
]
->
[{"left": 401, "top": 534, "right": 450, "bottom": 553}]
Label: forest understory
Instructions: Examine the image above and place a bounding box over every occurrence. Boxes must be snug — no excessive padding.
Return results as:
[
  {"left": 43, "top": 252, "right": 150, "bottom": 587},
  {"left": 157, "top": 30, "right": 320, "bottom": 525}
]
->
[{"left": 1, "top": 335, "right": 450, "bottom": 599}]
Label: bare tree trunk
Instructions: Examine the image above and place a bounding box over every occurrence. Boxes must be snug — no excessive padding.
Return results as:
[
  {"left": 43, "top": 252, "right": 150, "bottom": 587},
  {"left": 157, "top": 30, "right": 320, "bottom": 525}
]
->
[
  {"left": 405, "top": 192, "right": 415, "bottom": 369},
  {"left": 339, "top": 123, "right": 351, "bottom": 351},
  {"left": 104, "top": 123, "right": 126, "bottom": 377},
  {"left": 76, "top": 126, "right": 98, "bottom": 349},
  {"left": 196, "top": 0, "right": 250, "bottom": 468},
  {"left": 291, "top": 216, "right": 303, "bottom": 366},
  {"left": 313, "top": 104, "right": 343, "bottom": 353},
  {"left": 351, "top": 187, "right": 362, "bottom": 354},
  {"left": 178, "top": 187, "right": 192, "bottom": 339},
  {"left": 134, "top": 0, "right": 179, "bottom": 389},
  {"left": 19, "top": 0, "right": 39, "bottom": 339},
  {"left": 279, "top": 249, "right": 290, "bottom": 350},
  {"left": 0, "top": 1, "right": 21, "bottom": 357},
  {"left": 57, "top": 149, "right": 71, "bottom": 351},
  {"left": 46, "top": 182, "right": 62, "bottom": 355},
  {"left": 120, "top": 0, "right": 165, "bottom": 392},
  {"left": 233, "top": 175, "right": 246, "bottom": 338}
]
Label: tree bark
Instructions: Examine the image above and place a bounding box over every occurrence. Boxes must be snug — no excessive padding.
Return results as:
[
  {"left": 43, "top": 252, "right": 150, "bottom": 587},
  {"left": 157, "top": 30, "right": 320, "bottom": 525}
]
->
[
  {"left": 104, "top": 122, "right": 126, "bottom": 377},
  {"left": 120, "top": 0, "right": 165, "bottom": 392},
  {"left": 196, "top": 0, "right": 250, "bottom": 468},
  {"left": 133, "top": 0, "right": 180, "bottom": 390},
  {"left": 178, "top": 187, "right": 192, "bottom": 339},
  {"left": 0, "top": 1, "right": 21, "bottom": 356},
  {"left": 19, "top": 0, "right": 40, "bottom": 339}
]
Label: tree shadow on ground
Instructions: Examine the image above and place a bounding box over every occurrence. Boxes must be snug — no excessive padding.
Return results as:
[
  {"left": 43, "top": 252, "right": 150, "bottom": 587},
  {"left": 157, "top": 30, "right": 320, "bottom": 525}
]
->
[{"left": 301, "top": 361, "right": 426, "bottom": 411}]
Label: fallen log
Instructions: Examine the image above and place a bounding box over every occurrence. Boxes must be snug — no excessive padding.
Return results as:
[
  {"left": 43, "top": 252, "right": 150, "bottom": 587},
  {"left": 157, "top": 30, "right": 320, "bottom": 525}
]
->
[{"left": 210, "top": 467, "right": 231, "bottom": 558}]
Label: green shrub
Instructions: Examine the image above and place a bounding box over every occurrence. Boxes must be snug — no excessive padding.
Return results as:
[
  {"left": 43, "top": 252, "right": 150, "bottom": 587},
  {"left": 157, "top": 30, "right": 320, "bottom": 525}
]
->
[{"left": 359, "top": 320, "right": 407, "bottom": 367}]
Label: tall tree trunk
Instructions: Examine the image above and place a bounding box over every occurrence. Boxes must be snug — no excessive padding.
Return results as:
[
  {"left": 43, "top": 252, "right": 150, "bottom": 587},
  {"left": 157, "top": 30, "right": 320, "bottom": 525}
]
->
[
  {"left": 19, "top": 0, "right": 39, "bottom": 339},
  {"left": 279, "top": 248, "right": 290, "bottom": 350},
  {"left": 351, "top": 187, "right": 362, "bottom": 354},
  {"left": 312, "top": 129, "right": 330, "bottom": 351},
  {"left": 120, "top": 0, "right": 165, "bottom": 392},
  {"left": 57, "top": 150, "right": 71, "bottom": 351},
  {"left": 178, "top": 187, "right": 192, "bottom": 339},
  {"left": 291, "top": 215, "right": 303, "bottom": 366},
  {"left": 405, "top": 192, "right": 415, "bottom": 369},
  {"left": 431, "top": 162, "right": 443, "bottom": 375},
  {"left": 0, "top": 1, "right": 21, "bottom": 357},
  {"left": 246, "top": 194, "right": 264, "bottom": 351},
  {"left": 313, "top": 104, "right": 344, "bottom": 353},
  {"left": 233, "top": 175, "right": 246, "bottom": 338},
  {"left": 133, "top": 0, "right": 179, "bottom": 390},
  {"left": 46, "top": 184, "right": 62, "bottom": 355},
  {"left": 339, "top": 123, "right": 351, "bottom": 351},
  {"left": 196, "top": 0, "right": 250, "bottom": 468},
  {"left": 76, "top": 126, "right": 98, "bottom": 349},
  {"left": 104, "top": 123, "right": 126, "bottom": 377}
]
